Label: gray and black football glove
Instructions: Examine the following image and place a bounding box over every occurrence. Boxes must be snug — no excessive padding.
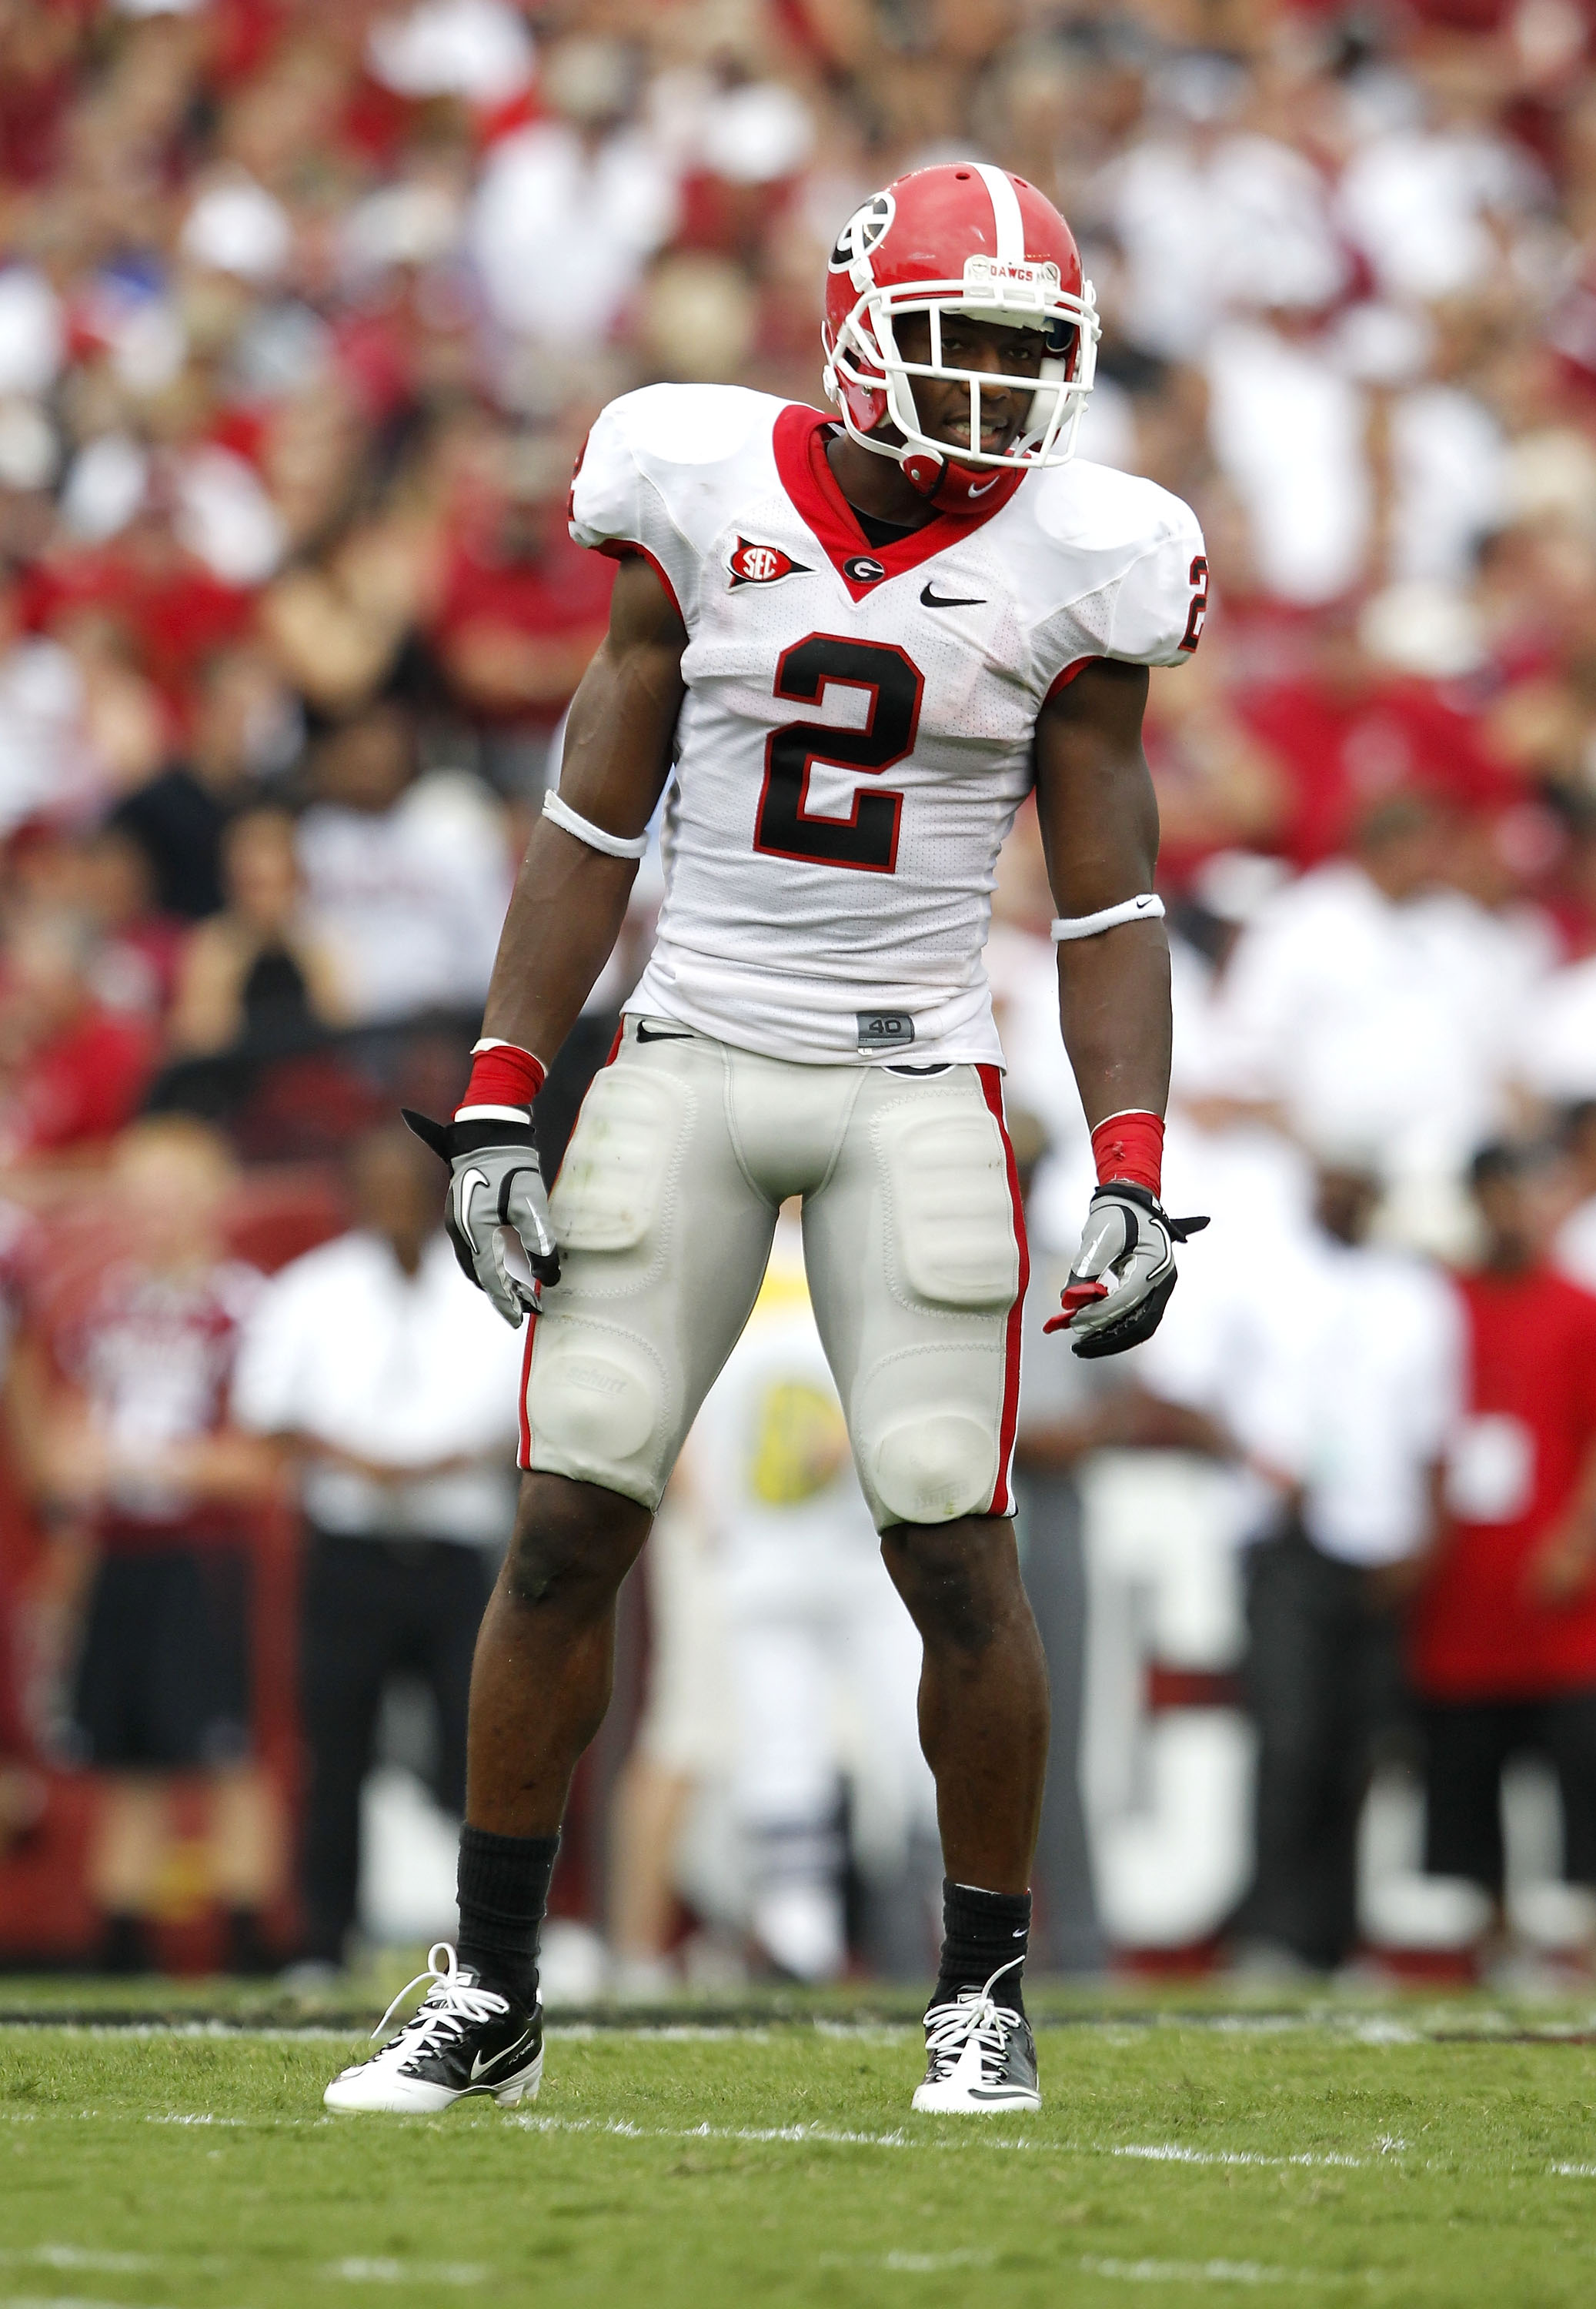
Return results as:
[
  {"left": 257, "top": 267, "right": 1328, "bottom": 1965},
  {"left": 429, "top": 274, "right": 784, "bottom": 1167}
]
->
[
  {"left": 401, "top": 1109, "right": 559, "bottom": 1328},
  {"left": 1043, "top": 1181, "right": 1208, "bottom": 1360}
]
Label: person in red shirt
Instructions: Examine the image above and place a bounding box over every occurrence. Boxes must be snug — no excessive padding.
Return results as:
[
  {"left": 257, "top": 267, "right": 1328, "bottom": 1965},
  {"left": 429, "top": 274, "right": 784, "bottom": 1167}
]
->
[
  {"left": 29, "top": 1118, "right": 281, "bottom": 1970},
  {"left": 1239, "top": 610, "right": 1514, "bottom": 873},
  {"left": 0, "top": 911, "right": 156, "bottom": 1164},
  {"left": 1409, "top": 1142, "right": 1596, "bottom": 1904},
  {"left": 428, "top": 430, "right": 614, "bottom": 780}
]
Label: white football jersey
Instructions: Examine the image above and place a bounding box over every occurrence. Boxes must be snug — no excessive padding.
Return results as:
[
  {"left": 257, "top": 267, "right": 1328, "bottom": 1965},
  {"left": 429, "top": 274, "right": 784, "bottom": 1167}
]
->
[{"left": 569, "top": 383, "right": 1205, "bottom": 1068}]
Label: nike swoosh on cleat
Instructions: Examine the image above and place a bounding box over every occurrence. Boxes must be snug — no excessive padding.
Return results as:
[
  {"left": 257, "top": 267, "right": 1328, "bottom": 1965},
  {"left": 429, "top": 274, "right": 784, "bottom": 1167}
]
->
[
  {"left": 471, "top": 2034, "right": 533, "bottom": 2081},
  {"left": 920, "top": 583, "right": 987, "bottom": 609}
]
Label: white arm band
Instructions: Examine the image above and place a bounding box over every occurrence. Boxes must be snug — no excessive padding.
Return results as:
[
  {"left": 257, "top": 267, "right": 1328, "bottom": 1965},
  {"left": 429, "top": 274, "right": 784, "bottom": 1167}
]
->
[
  {"left": 1051, "top": 894, "right": 1164, "bottom": 943},
  {"left": 543, "top": 790, "right": 649, "bottom": 860}
]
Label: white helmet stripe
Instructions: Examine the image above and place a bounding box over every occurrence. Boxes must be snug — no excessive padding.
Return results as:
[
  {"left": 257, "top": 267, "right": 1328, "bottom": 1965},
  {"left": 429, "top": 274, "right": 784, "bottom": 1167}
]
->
[{"left": 972, "top": 162, "right": 1024, "bottom": 263}]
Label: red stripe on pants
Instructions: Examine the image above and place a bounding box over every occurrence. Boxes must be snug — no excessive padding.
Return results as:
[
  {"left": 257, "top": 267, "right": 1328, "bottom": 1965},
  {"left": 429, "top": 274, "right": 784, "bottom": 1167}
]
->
[
  {"left": 516, "top": 1311, "right": 536, "bottom": 1470},
  {"left": 518, "top": 1019, "right": 628, "bottom": 1470},
  {"left": 977, "top": 1063, "right": 1029, "bottom": 1518}
]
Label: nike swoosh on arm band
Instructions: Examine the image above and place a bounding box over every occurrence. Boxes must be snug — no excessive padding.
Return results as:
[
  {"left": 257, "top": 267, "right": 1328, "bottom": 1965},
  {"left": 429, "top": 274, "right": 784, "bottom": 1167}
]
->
[
  {"left": 543, "top": 789, "right": 650, "bottom": 860},
  {"left": 1050, "top": 894, "right": 1164, "bottom": 941}
]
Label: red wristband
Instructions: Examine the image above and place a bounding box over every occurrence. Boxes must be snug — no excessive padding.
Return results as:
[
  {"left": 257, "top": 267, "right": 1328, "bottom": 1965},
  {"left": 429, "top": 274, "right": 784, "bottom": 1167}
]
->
[
  {"left": 456, "top": 1040, "right": 546, "bottom": 1119},
  {"left": 1091, "top": 1111, "right": 1164, "bottom": 1198}
]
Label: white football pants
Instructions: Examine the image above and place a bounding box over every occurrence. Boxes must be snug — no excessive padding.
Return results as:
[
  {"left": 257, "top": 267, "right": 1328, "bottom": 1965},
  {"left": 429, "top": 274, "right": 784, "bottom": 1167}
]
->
[{"left": 519, "top": 1017, "right": 1029, "bottom": 1531}]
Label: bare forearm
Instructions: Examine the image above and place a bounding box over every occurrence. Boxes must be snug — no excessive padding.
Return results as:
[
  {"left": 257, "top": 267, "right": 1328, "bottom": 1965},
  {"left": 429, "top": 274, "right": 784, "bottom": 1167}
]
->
[
  {"left": 1056, "top": 923, "right": 1171, "bottom": 1128},
  {"left": 480, "top": 826, "right": 637, "bottom": 1058},
  {"left": 1034, "top": 660, "right": 1170, "bottom": 1130}
]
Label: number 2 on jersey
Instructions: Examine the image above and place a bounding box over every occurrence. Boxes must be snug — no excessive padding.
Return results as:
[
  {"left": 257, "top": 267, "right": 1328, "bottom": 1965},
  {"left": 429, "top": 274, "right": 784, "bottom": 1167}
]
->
[
  {"left": 1179, "top": 555, "right": 1208, "bottom": 653},
  {"left": 754, "top": 634, "right": 924, "bottom": 874}
]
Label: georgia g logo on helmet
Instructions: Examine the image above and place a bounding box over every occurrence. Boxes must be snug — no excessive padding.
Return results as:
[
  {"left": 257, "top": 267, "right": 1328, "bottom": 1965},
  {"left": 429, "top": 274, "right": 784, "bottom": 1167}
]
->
[{"left": 828, "top": 191, "right": 895, "bottom": 276}]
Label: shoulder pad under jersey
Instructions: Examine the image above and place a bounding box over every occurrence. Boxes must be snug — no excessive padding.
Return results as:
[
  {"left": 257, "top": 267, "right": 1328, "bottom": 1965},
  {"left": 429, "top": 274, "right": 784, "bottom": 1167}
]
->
[
  {"left": 1014, "top": 459, "right": 1207, "bottom": 677},
  {"left": 569, "top": 384, "right": 792, "bottom": 628}
]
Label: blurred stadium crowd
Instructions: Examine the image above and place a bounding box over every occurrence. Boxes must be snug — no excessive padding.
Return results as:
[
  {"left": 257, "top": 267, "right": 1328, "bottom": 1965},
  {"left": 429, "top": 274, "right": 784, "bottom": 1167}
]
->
[{"left": 3, "top": 0, "right": 1596, "bottom": 1988}]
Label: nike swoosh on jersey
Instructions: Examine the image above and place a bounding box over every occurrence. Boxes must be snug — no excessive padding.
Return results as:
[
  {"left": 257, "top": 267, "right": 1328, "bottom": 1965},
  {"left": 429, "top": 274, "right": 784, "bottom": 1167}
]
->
[{"left": 920, "top": 583, "right": 987, "bottom": 609}]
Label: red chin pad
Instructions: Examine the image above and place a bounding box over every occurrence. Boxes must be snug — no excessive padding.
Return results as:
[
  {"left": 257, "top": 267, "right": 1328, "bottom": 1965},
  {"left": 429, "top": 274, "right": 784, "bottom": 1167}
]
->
[{"left": 901, "top": 449, "right": 1010, "bottom": 512}]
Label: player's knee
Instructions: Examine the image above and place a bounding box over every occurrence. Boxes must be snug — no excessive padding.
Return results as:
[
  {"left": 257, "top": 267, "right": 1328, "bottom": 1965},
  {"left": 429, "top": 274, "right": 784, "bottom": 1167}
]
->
[
  {"left": 884, "top": 1519, "right": 1017, "bottom": 1655},
  {"left": 503, "top": 1477, "right": 643, "bottom": 1617},
  {"left": 861, "top": 1408, "right": 997, "bottom": 1528}
]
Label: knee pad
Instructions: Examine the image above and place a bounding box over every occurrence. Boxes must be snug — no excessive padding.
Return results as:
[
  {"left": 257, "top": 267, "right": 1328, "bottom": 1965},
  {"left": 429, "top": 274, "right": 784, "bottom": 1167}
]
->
[
  {"left": 525, "top": 1322, "right": 668, "bottom": 1505},
  {"left": 856, "top": 1370, "right": 998, "bottom": 1528}
]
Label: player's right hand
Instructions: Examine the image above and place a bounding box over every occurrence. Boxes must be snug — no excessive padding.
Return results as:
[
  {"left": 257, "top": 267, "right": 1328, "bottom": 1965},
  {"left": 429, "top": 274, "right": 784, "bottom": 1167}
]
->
[{"left": 401, "top": 1110, "right": 559, "bottom": 1328}]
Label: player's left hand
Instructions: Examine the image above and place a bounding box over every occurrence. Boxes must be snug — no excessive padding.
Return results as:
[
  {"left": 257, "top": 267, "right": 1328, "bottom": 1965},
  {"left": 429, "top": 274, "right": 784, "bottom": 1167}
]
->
[{"left": 1043, "top": 1183, "right": 1208, "bottom": 1359}]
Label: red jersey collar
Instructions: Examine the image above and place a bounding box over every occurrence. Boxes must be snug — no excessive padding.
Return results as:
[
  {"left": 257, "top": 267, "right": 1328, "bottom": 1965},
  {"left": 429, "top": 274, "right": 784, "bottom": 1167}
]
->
[{"left": 772, "top": 404, "right": 1021, "bottom": 603}]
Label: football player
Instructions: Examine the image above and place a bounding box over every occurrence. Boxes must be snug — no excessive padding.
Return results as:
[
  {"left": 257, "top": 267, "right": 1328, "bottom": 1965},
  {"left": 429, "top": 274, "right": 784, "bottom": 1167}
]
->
[{"left": 326, "top": 162, "right": 1207, "bottom": 2117}]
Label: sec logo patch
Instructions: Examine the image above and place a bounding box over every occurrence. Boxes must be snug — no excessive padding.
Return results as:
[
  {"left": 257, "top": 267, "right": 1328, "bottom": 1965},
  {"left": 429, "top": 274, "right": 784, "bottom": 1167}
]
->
[{"left": 728, "top": 537, "right": 812, "bottom": 588}]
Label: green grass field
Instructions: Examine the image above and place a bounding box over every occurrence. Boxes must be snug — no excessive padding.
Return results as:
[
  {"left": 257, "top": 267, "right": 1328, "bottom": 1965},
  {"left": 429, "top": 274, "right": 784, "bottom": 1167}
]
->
[{"left": 3, "top": 1979, "right": 1596, "bottom": 2308}]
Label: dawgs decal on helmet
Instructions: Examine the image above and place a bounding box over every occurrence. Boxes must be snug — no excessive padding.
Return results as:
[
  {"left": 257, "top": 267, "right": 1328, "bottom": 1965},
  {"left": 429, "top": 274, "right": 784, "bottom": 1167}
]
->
[{"left": 727, "top": 537, "right": 813, "bottom": 588}]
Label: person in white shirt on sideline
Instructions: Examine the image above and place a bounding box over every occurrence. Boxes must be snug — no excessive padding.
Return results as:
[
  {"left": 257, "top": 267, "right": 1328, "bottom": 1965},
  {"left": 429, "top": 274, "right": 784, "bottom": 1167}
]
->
[
  {"left": 231, "top": 1123, "right": 525, "bottom": 1970},
  {"left": 293, "top": 700, "right": 513, "bottom": 1028},
  {"left": 1137, "top": 1147, "right": 1464, "bottom": 1973},
  {"left": 1211, "top": 795, "right": 1532, "bottom": 1238}
]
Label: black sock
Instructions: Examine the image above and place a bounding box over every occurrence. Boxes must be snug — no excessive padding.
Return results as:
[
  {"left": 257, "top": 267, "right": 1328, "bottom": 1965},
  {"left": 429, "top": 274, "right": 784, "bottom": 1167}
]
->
[
  {"left": 456, "top": 1827, "right": 559, "bottom": 2007},
  {"left": 933, "top": 1880, "right": 1030, "bottom": 2015}
]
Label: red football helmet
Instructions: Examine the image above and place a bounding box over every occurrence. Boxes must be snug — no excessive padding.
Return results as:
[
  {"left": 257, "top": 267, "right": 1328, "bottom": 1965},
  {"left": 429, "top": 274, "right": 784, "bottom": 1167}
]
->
[{"left": 821, "top": 162, "right": 1099, "bottom": 510}]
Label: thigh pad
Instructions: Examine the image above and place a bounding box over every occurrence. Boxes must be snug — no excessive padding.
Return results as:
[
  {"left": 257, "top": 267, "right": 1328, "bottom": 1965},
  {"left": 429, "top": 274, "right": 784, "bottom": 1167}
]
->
[{"left": 874, "top": 1097, "right": 1020, "bottom": 1312}]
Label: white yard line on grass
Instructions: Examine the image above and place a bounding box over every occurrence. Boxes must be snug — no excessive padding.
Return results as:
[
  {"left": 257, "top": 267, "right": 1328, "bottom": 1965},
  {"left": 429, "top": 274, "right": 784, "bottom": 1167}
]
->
[
  {"left": 2, "top": 2297, "right": 187, "bottom": 2309},
  {"left": 1, "top": 2100, "right": 1382, "bottom": 2170},
  {"left": 820, "top": 2249, "right": 999, "bottom": 2273},
  {"left": 504, "top": 2114, "right": 1371, "bottom": 2170},
  {"left": 1080, "top": 2256, "right": 1377, "bottom": 2288},
  {"left": 0, "top": 2247, "right": 486, "bottom": 2291},
  {"left": 1107, "top": 2144, "right": 1366, "bottom": 2170},
  {"left": 0, "top": 2252, "right": 155, "bottom": 2274},
  {"left": 324, "top": 2261, "right": 486, "bottom": 2285}
]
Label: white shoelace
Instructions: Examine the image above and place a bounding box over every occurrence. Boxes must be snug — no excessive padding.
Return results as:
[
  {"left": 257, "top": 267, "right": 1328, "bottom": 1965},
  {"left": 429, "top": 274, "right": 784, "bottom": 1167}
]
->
[
  {"left": 367, "top": 1943, "right": 510, "bottom": 2064},
  {"left": 923, "top": 1952, "right": 1025, "bottom": 2080}
]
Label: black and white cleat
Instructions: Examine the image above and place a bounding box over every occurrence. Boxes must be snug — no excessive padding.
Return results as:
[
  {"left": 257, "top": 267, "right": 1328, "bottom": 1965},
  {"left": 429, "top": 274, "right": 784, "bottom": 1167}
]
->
[
  {"left": 912, "top": 1954, "right": 1041, "bottom": 2114},
  {"left": 323, "top": 1943, "right": 543, "bottom": 2114}
]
